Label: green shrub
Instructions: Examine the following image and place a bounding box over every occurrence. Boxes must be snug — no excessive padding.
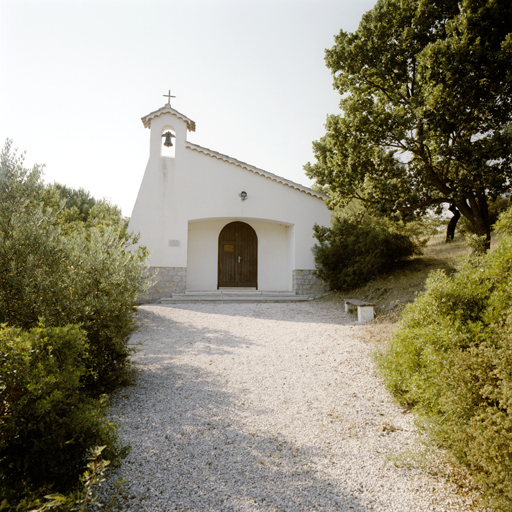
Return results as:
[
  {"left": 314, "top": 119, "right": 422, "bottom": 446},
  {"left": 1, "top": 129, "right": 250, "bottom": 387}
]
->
[
  {"left": 494, "top": 206, "right": 512, "bottom": 237},
  {"left": 64, "top": 227, "right": 148, "bottom": 391},
  {"left": 0, "top": 446, "right": 114, "bottom": 511},
  {"left": 312, "top": 216, "right": 422, "bottom": 291},
  {"left": 376, "top": 215, "right": 512, "bottom": 509},
  {"left": 0, "top": 142, "right": 69, "bottom": 329},
  {"left": 0, "top": 140, "right": 149, "bottom": 393},
  {"left": 0, "top": 324, "right": 128, "bottom": 502}
]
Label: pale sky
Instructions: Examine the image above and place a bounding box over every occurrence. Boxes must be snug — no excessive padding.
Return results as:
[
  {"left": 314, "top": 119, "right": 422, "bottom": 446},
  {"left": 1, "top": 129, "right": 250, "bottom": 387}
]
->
[{"left": 1, "top": 0, "right": 376, "bottom": 216}]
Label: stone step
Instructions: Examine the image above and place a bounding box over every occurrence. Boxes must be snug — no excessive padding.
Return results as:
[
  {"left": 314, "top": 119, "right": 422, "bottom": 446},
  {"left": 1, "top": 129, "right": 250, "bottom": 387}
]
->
[{"left": 160, "top": 291, "right": 311, "bottom": 302}]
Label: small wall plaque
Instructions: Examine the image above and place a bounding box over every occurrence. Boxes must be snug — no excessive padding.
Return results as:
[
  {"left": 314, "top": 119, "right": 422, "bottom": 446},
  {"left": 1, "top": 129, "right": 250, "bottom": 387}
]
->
[
  {"left": 224, "top": 244, "right": 235, "bottom": 252},
  {"left": 168, "top": 239, "right": 180, "bottom": 247}
]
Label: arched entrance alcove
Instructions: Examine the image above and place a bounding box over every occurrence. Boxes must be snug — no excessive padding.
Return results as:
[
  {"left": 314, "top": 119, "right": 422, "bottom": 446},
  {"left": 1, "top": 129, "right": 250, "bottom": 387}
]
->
[
  {"left": 218, "top": 221, "right": 257, "bottom": 288},
  {"left": 186, "top": 218, "right": 292, "bottom": 292}
]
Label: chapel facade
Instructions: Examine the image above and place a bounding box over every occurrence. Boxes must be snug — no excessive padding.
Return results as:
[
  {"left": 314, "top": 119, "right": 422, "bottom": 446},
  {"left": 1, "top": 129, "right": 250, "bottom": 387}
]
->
[{"left": 128, "top": 99, "right": 331, "bottom": 301}]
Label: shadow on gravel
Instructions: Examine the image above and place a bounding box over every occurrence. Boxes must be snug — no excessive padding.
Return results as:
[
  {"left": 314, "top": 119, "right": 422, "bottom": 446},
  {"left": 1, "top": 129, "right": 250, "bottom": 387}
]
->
[
  {"left": 107, "top": 363, "right": 368, "bottom": 512},
  {"left": 103, "top": 305, "right": 369, "bottom": 511},
  {"left": 131, "top": 306, "right": 259, "bottom": 361},
  {"left": 137, "top": 300, "right": 354, "bottom": 326}
]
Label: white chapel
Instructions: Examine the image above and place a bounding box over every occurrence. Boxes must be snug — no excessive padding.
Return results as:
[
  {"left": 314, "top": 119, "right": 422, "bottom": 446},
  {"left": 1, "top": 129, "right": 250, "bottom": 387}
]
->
[{"left": 128, "top": 97, "right": 331, "bottom": 301}]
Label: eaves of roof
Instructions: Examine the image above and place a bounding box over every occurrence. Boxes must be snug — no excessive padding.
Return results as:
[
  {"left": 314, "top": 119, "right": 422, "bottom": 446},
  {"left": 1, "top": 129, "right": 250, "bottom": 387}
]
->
[
  {"left": 141, "top": 106, "right": 196, "bottom": 132},
  {"left": 185, "top": 142, "right": 327, "bottom": 200}
]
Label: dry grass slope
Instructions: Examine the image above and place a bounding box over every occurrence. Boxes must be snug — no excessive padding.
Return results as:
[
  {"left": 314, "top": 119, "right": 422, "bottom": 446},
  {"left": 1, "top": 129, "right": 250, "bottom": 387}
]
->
[{"left": 320, "top": 234, "right": 472, "bottom": 346}]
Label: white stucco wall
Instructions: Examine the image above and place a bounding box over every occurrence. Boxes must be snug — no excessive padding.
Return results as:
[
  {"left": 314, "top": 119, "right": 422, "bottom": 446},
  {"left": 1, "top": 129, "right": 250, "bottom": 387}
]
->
[{"left": 128, "top": 106, "right": 331, "bottom": 292}]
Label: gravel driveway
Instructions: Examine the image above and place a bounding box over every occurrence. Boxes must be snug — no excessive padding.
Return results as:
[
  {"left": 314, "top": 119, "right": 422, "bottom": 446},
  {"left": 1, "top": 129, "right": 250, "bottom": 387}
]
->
[{"left": 102, "top": 301, "right": 479, "bottom": 511}]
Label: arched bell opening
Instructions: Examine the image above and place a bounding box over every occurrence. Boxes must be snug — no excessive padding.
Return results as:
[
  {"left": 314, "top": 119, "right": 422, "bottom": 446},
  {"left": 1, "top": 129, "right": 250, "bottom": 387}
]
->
[{"left": 161, "top": 126, "right": 176, "bottom": 158}]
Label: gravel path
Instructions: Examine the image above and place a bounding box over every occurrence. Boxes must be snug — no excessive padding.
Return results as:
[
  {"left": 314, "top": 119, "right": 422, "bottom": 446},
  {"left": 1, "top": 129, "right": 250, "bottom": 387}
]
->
[{"left": 102, "top": 301, "right": 479, "bottom": 511}]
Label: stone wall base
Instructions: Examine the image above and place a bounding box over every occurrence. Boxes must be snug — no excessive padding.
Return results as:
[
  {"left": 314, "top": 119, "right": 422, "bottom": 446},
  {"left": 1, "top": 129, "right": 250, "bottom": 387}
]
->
[
  {"left": 139, "top": 266, "right": 187, "bottom": 303},
  {"left": 138, "top": 267, "right": 327, "bottom": 302},
  {"left": 292, "top": 269, "right": 329, "bottom": 296}
]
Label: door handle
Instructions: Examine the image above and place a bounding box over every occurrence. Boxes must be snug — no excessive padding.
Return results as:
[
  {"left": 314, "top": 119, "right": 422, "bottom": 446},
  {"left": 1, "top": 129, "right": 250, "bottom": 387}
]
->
[{"left": 238, "top": 256, "right": 242, "bottom": 263}]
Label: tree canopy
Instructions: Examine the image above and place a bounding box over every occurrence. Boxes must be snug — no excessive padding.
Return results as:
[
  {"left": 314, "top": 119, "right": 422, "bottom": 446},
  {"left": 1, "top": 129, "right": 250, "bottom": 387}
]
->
[{"left": 305, "top": 0, "right": 512, "bottom": 245}]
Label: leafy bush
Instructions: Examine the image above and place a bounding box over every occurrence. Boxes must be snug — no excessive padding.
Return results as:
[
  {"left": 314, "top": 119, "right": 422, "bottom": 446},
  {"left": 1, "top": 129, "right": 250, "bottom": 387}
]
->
[
  {"left": 0, "top": 141, "right": 143, "bottom": 507},
  {"left": 5, "top": 446, "right": 115, "bottom": 512},
  {"left": 0, "top": 140, "right": 149, "bottom": 393},
  {"left": 0, "top": 324, "right": 128, "bottom": 502},
  {"left": 0, "top": 142, "right": 68, "bottom": 329},
  {"left": 64, "top": 227, "right": 147, "bottom": 391},
  {"left": 376, "top": 211, "right": 512, "bottom": 509},
  {"left": 494, "top": 206, "right": 512, "bottom": 237},
  {"left": 312, "top": 216, "right": 422, "bottom": 291}
]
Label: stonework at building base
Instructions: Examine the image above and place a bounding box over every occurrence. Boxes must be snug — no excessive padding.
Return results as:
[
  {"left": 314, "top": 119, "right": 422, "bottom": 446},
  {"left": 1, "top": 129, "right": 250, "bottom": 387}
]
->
[
  {"left": 141, "top": 267, "right": 187, "bottom": 302},
  {"left": 292, "top": 269, "right": 329, "bottom": 296},
  {"left": 139, "top": 267, "right": 328, "bottom": 303}
]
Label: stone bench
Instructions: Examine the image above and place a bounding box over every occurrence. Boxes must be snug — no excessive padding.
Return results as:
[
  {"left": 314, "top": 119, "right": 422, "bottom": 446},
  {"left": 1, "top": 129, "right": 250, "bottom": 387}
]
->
[{"left": 344, "top": 299, "right": 375, "bottom": 323}]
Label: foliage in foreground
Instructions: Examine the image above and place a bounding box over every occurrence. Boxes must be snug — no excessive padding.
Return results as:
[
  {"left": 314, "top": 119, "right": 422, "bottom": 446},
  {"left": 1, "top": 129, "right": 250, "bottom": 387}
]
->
[
  {"left": 312, "top": 215, "right": 422, "bottom": 291},
  {"left": 0, "top": 139, "right": 149, "bottom": 392},
  {"left": 376, "top": 209, "right": 512, "bottom": 510},
  {"left": 0, "top": 446, "right": 116, "bottom": 512},
  {"left": 0, "top": 139, "right": 147, "bottom": 507},
  {"left": 0, "top": 325, "right": 128, "bottom": 506}
]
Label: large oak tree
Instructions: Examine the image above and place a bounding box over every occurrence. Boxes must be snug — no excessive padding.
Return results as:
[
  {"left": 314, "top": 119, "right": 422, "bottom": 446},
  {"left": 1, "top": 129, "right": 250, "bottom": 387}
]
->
[{"left": 305, "top": 0, "right": 512, "bottom": 246}]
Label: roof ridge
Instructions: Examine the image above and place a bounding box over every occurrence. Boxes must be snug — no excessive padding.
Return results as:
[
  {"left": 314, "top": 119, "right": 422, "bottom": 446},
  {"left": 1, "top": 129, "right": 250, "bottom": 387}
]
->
[{"left": 185, "top": 142, "right": 327, "bottom": 200}]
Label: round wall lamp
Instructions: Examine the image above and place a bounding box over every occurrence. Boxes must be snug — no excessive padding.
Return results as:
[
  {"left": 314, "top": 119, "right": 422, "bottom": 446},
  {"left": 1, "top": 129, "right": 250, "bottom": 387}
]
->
[{"left": 240, "top": 191, "right": 248, "bottom": 201}]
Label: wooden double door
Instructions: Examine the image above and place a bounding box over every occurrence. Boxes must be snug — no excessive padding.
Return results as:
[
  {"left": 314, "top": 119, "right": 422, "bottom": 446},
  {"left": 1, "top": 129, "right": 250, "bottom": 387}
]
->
[{"left": 218, "top": 221, "right": 257, "bottom": 288}]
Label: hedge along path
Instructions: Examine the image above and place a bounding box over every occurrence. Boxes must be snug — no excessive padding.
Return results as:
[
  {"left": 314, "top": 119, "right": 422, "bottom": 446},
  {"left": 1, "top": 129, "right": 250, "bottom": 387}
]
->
[{"left": 103, "top": 301, "right": 482, "bottom": 512}]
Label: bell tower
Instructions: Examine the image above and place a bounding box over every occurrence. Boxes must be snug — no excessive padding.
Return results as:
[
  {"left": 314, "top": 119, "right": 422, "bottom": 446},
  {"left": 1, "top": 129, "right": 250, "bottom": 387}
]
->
[
  {"left": 141, "top": 91, "right": 196, "bottom": 163},
  {"left": 129, "top": 93, "right": 197, "bottom": 274}
]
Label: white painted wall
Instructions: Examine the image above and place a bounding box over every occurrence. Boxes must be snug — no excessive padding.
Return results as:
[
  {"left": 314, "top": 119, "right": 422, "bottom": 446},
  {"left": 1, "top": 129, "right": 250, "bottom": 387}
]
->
[
  {"left": 128, "top": 106, "right": 331, "bottom": 291},
  {"left": 253, "top": 220, "right": 292, "bottom": 291},
  {"left": 187, "top": 219, "right": 292, "bottom": 291},
  {"left": 186, "top": 219, "right": 221, "bottom": 291}
]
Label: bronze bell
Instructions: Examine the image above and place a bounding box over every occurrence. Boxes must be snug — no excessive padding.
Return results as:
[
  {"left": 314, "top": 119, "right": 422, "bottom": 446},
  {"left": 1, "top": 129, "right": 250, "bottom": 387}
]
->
[{"left": 162, "top": 131, "right": 175, "bottom": 147}]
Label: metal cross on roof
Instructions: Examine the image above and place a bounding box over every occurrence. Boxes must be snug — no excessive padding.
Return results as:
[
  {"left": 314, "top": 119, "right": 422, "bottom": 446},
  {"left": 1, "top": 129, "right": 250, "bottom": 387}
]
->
[{"left": 163, "top": 89, "right": 176, "bottom": 105}]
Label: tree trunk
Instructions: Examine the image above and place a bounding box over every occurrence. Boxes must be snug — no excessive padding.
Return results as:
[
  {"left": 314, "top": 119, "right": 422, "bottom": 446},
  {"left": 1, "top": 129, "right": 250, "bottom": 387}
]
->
[
  {"left": 445, "top": 205, "right": 460, "bottom": 242},
  {"left": 472, "top": 192, "right": 491, "bottom": 251},
  {"left": 454, "top": 192, "right": 491, "bottom": 251}
]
